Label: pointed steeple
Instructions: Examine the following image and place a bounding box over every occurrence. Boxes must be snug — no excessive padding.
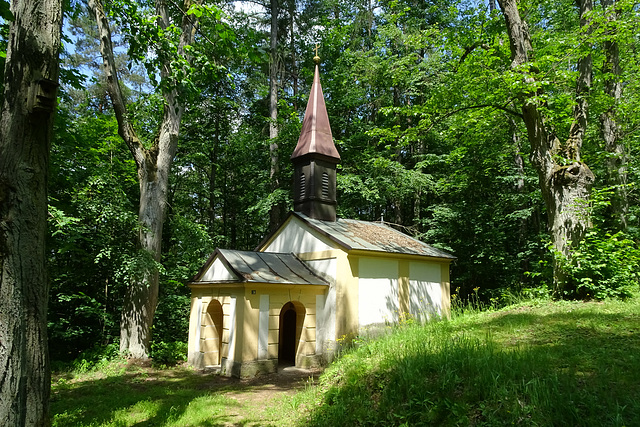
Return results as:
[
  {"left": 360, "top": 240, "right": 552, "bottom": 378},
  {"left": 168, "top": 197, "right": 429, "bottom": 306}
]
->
[
  {"left": 291, "top": 59, "right": 340, "bottom": 162},
  {"left": 292, "top": 53, "right": 340, "bottom": 221}
]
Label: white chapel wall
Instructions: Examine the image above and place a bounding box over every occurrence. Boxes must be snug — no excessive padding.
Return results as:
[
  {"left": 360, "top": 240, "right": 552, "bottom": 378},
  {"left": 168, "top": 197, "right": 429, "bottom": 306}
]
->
[
  {"left": 358, "top": 257, "right": 399, "bottom": 326},
  {"left": 263, "top": 218, "right": 335, "bottom": 254},
  {"left": 409, "top": 261, "right": 442, "bottom": 321},
  {"left": 304, "top": 258, "right": 337, "bottom": 283},
  {"left": 305, "top": 258, "right": 337, "bottom": 358},
  {"left": 200, "top": 257, "right": 236, "bottom": 282}
]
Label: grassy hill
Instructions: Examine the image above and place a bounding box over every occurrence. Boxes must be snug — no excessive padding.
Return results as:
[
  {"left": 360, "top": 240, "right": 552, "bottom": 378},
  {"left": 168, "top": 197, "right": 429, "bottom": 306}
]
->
[
  {"left": 294, "top": 296, "right": 640, "bottom": 426},
  {"left": 51, "top": 295, "right": 640, "bottom": 426}
]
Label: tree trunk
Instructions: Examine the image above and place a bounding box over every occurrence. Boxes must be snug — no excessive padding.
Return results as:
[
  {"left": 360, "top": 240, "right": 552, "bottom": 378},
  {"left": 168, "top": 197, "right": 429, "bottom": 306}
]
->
[
  {"left": 269, "top": 0, "right": 281, "bottom": 232},
  {"left": 91, "top": 0, "right": 197, "bottom": 358},
  {"left": 289, "top": 3, "right": 298, "bottom": 111},
  {"left": 600, "top": 0, "right": 627, "bottom": 230},
  {"left": 208, "top": 116, "right": 219, "bottom": 233},
  {"left": 498, "top": 0, "right": 595, "bottom": 295},
  {"left": 0, "top": 0, "right": 62, "bottom": 425},
  {"left": 509, "top": 116, "right": 529, "bottom": 267}
]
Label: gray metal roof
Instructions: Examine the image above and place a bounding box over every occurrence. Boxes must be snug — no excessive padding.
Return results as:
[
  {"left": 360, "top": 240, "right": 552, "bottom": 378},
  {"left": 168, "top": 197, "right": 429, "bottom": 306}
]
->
[
  {"left": 200, "top": 249, "right": 329, "bottom": 285},
  {"left": 294, "top": 212, "right": 456, "bottom": 259}
]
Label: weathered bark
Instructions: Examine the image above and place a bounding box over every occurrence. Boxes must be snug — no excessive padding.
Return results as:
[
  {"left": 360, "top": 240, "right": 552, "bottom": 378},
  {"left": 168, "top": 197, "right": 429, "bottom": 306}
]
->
[
  {"left": 0, "top": 0, "right": 62, "bottom": 425},
  {"left": 600, "top": 0, "right": 627, "bottom": 230},
  {"left": 509, "top": 115, "right": 529, "bottom": 268},
  {"left": 90, "top": 0, "right": 198, "bottom": 358},
  {"left": 498, "top": 0, "right": 595, "bottom": 295},
  {"left": 269, "top": 0, "right": 281, "bottom": 232}
]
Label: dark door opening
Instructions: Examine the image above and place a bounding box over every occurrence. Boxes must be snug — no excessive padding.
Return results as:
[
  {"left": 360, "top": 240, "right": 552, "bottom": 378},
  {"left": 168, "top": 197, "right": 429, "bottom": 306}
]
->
[{"left": 279, "top": 303, "right": 298, "bottom": 365}]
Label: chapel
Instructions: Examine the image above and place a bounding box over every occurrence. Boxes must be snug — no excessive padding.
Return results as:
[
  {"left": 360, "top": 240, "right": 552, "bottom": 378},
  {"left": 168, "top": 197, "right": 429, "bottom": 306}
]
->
[{"left": 186, "top": 55, "right": 455, "bottom": 377}]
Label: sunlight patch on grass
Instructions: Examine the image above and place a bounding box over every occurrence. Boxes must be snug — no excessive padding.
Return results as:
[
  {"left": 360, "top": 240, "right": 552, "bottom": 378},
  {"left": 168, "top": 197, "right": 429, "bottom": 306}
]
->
[
  {"left": 166, "top": 394, "right": 234, "bottom": 426},
  {"left": 109, "top": 399, "right": 161, "bottom": 425},
  {"left": 290, "top": 294, "right": 640, "bottom": 426}
]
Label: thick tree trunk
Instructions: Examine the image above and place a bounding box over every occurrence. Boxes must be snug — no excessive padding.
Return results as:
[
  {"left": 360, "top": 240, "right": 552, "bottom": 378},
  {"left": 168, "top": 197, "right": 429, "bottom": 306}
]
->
[
  {"left": 91, "top": 0, "right": 196, "bottom": 357},
  {"left": 600, "top": 0, "right": 627, "bottom": 230},
  {"left": 0, "top": 0, "right": 62, "bottom": 425},
  {"left": 269, "top": 0, "right": 281, "bottom": 232},
  {"left": 498, "top": 0, "right": 595, "bottom": 295}
]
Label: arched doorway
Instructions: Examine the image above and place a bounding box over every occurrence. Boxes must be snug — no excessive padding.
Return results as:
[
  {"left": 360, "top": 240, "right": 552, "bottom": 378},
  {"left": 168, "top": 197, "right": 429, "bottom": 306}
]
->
[
  {"left": 202, "top": 299, "right": 223, "bottom": 366},
  {"left": 278, "top": 301, "right": 305, "bottom": 366}
]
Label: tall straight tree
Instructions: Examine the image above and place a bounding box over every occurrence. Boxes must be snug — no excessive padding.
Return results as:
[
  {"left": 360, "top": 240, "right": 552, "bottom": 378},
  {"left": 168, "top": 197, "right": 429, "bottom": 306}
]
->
[
  {"left": 497, "top": 0, "right": 595, "bottom": 294},
  {"left": 600, "top": 0, "right": 627, "bottom": 230},
  {"left": 268, "top": 0, "right": 280, "bottom": 231},
  {"left": 0, "top": 0, "right": 63, "bottom": 424},
  {"left": 90, "top": 0, "right": 200, "bottom": 358}
]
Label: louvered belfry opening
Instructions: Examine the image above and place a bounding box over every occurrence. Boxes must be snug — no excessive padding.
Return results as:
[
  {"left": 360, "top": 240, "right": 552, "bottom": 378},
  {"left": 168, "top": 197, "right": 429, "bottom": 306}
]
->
[{"left": 291, "top": 57, "right": 340, "bottom": 221}]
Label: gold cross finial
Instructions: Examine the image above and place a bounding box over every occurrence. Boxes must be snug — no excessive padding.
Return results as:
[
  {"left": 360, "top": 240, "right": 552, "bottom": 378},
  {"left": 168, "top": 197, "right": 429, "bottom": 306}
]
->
[{"left": 313, "top": 44, "right": 320, "bottom": 64}]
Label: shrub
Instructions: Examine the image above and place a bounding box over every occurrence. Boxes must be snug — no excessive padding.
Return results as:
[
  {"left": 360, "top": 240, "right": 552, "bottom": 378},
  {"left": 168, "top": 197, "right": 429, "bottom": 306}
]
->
[
  {"left": 150, "top": 341, "right": 187, "bottom": 367},
  {"left": 70, "top": 343, "right": 122, "bottom": 373},
  {"left": 558, "top": 230, "right": 640, "bottom": 299}
]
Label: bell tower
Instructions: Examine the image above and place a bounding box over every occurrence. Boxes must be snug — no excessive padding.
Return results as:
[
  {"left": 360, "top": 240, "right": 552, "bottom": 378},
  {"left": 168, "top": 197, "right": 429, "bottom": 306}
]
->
[{"left": 291, "top": 52, "right": 340, "bottom": 221}]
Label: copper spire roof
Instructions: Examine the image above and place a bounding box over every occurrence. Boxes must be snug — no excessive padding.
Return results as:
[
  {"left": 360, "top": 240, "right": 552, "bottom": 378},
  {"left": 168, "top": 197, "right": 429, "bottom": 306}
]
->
[{"left": 291, "top": 63, "right": 340, "bottom": 161}]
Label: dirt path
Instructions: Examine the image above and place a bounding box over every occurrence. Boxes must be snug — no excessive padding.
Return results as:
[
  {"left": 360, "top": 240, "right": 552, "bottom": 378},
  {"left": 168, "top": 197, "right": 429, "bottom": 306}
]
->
[
  {"left": 52, "top": 362, "right": 323, "bottom": 426},
  {"left": 190, "top": 366, "right": 323, "bottom": 425},
  {"left": 195, "top": 366, "right": 321, "bottom": 401}
]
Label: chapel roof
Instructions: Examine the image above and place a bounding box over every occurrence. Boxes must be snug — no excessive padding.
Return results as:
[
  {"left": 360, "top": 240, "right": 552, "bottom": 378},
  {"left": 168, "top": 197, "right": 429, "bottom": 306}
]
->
[
  {"left": 190, "top": 248, "right": 329, "bottom": 286},
  {"left": 291, "top": 212, "right": 456, "bottom": 259},
  {"left": 291, "top": 61, "right": 340, "bottom": 161}
]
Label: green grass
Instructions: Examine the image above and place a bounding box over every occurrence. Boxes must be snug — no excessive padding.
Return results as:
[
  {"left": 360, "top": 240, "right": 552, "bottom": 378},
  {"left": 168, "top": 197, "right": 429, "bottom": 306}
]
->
[
  {"left": 50, "top": 363, "right": 300, "bottom": 426},
  {"left": 293, "top": 295, "right": 640, "bottom": 426},
  {"left": 51, "top": 295, "right": 640, "bottom": 426}
]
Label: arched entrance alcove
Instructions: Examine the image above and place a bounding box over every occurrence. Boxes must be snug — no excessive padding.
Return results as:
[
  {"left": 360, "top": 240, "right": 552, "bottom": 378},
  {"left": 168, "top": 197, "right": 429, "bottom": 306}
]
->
[
  {"left": 278, "top": 301, "right": 306, "bottom": 366},
  {"left": 202, "top": 299, "right": 223, "bottom": 366}
]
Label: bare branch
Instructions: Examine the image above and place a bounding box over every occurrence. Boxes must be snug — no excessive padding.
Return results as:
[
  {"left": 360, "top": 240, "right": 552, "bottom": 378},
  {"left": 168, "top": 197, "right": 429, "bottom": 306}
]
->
[{"left": 89, "top": 0, "right": 146, "bottom": 168}]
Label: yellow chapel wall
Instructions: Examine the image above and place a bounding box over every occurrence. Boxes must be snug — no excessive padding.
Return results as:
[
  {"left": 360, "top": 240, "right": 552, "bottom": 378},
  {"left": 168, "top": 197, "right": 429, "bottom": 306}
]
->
[
  {"left": 187, "top": 287, "right": 243, "bottom": 368},
  {"left": 238, "top": 285, "right": 324, "bottom": 363},
  {"left": 349, "top": 252, "right": 453, "bottom": 332}
]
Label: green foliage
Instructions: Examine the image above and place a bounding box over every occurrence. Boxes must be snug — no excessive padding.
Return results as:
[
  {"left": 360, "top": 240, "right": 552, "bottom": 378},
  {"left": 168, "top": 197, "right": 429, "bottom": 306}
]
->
[
  {"left": 47, "top": 0, "right": 640, "bottom": 361},
  {"left": 556, "top": 230, "right": 640, "bottom": 300},
  {"left": 149, "top": 341, "right": 187, "bottom": 367},
  {"left": 69, "top": 343, "right": 123, "bottom": 373},
  {"left": 109, "top": 0, "right": 233, "bottom": 97},
  {"left": 552, "top": 187, "right": 640, "bottom": 299},
  {"left": 48, "top": 101, "right": 139, "bottom": 360}
]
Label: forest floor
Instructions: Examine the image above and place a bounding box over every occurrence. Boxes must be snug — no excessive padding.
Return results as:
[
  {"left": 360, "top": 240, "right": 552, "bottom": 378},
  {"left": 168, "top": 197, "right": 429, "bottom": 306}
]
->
[
  {"left": 51, "top": 295, "right": 640, "bottom": 426},
  {"left": 51, "top": 362, "right": 322, "bottom": 426}
]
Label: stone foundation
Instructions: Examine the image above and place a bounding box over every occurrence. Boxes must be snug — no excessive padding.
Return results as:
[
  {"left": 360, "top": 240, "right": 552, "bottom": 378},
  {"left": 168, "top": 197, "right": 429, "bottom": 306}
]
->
[
  {"left": 221, "top": 358, "right": 278, "bottom": 378},
  {"left": 296, "top": 354, "right": 323, "bottom": 369},
  {"left": 188, "top": 351, "right": 204, "bottom": 369}
]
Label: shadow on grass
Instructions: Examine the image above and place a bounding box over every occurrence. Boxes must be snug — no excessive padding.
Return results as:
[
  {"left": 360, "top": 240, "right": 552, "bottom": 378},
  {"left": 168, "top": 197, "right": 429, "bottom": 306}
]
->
[
  {"left": 51, "top": 367, "right": 314, "bottom": 426},
  {"left": 302, "top": 306, "right": 640, "bottom": 426}
]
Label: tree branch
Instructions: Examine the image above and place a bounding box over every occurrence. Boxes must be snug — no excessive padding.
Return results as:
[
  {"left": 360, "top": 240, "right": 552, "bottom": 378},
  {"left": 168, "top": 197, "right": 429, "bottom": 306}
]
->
[
  {"left": 453, "top": 42, "right": 491, "bottom": 73},
  {"left": 89, "top": 0, "right": 146, "bottom": 168},
  {"left": 425, "top": 101, "right": 523, "bottom": 134}
]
